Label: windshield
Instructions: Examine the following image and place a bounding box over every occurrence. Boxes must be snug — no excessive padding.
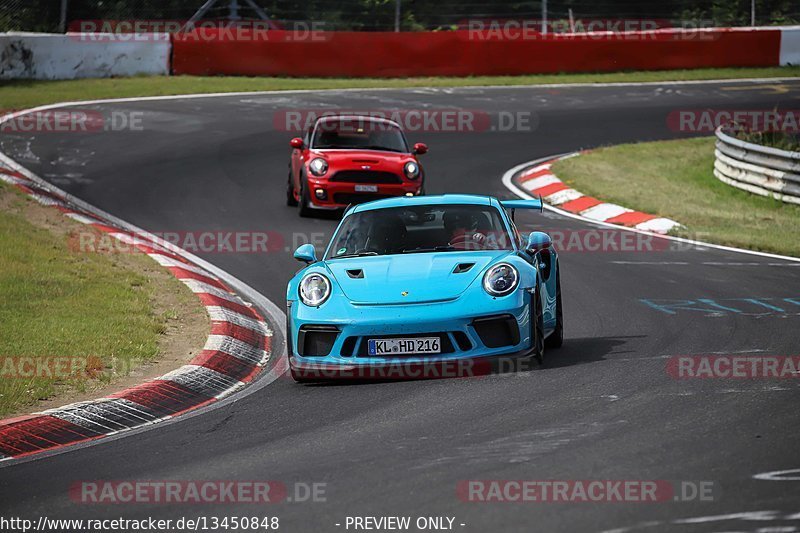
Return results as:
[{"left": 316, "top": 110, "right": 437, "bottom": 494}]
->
[
  {"left": 311, "top": 117, "right": 409, "bottom": 152},
  {"left": 326, "top": 204, "right": 514, "bottom": 259}
]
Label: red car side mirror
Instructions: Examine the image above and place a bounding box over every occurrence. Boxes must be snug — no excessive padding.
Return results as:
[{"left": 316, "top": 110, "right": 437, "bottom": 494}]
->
[
  {"left": 413, "top": 142, "right": 428, "bottom": 155},
  {"left": 290, "top": 137, "right": 304, "bottom": 149}
]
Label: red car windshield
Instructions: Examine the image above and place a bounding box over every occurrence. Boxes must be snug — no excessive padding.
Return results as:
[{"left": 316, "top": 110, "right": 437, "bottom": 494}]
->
[
  {"left": 326, "top": 204, "right": 514, "bottom": 259},
  {"left": 311, "top": 118, "right": 409, "bottom": 153}
]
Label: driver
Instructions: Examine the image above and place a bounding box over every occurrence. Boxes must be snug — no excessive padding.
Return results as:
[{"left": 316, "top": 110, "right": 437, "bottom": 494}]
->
[
  {"left": 365, "top": 215, "right": 407, "bottom": 254},
  {"left": 443, "top": 210, "right": 486, "bottom": 249}
]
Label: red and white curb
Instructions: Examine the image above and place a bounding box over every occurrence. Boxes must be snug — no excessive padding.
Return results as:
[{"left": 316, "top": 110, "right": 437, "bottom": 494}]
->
[
  {"left": 0, "top": 161, "right": 278, "bottom": 462},
  {"left": 502, "top": 152, "right": 800, "bottom": 264},
  {"left": 512, "top": 153, "right": 681, "bottom": 235}
]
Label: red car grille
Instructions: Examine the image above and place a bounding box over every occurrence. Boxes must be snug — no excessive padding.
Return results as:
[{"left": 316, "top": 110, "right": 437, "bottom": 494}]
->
[{"left": 328, "top": 170, "right": 403, "bottom": 184}]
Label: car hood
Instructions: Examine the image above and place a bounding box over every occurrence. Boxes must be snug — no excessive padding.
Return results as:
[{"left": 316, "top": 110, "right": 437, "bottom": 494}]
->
[
  {"left": 311, "top": 149, "right": 413, "bottom": 169},
  {"left": 325, "top": 251, "right": 511, "bottom": 305}
]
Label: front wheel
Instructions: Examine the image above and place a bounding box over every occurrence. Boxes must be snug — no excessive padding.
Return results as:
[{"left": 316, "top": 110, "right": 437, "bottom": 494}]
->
[
  {"left": 545, "top": 269, "right": 563, "bottom": 349},
  {"left": 298, "top": 175, "right": 314, "bottom": 218},
  {"left": 286, "top": 170, "right": 298, "bottom": 207},
  {"left": 530, "top": 282, "right": 545, "bottom": 365}
]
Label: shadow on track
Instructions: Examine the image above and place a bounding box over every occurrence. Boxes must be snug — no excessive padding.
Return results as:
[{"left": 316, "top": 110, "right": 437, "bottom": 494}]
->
[
  {"left": 544, "top": 335, "right": 640, "bottom": 370},
  {"left": 294, "top": 335, "right": 637, "bottom": 387}
]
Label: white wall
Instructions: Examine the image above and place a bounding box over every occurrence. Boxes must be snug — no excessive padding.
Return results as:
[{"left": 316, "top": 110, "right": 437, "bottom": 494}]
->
[
  {"left": 779, "top": 27, "right": 800, "bottom": 66},
  {"left": 0, "top": 33, "right": 170, "bottom": 80}
]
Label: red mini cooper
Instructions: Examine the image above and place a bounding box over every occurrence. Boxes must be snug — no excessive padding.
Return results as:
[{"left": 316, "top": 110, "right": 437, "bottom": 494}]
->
[{"left": 286, "top": 115, "right": 428, "bottom": 216}]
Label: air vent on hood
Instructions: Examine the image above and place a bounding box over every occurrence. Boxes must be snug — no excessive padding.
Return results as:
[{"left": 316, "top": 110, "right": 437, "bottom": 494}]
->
[
  {"left": 453, "top": 263, "right": 475, "bottom": 274},
  {"left": 351, "top": 158, "right": 380, "bottom": 164},
  {"left": 346, "top": 269, "right": 364, "bottom": 279}
]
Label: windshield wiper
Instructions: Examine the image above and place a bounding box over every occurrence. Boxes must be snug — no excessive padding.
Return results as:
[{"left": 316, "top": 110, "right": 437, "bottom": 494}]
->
[
  {"left": 402, "top": 246, "right": 456, "bottom": 254},
  {"left": 329, "top": 251, "right": 379, "bottom": 259}
]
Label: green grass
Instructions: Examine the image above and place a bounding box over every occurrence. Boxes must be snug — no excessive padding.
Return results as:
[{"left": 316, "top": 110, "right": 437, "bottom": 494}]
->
[
  {"left": 0, "top": 66, "right": 798, "bottom": 109},
  {"left": 735, "top": 130, "right": 800, "bottom": 151},
  {"left": 0, "top": 183, "right": 169, "bottom": 416},
  {"left": 552, "top": 137, "right": 800, "bottom": 257}
]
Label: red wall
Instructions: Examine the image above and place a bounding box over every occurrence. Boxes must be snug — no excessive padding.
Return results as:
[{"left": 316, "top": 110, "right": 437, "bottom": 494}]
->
[{"left": 172, "top": 28, "right": 781, "bottom": 78}]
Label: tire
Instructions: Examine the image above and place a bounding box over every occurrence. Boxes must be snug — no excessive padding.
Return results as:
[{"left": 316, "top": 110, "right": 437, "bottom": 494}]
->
[
  {"left": 286, "top": 171, "right": 298, "bottom": 207},
  {"left": 545, "top": 269, "right": 563, "bottom": 349},
  {"left": 530, "top": 281, "right": 545, "bottom": 365},
  {"left": 298, "top": 175, "right": 314, "bottom": 218}
]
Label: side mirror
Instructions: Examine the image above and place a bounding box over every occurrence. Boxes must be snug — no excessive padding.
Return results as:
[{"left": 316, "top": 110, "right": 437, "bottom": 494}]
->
[
  {"left": 293, "top": 243, "right": 317, "bottom": 264},
  {"left": 526, "top": 232, "right": 552, "bottom": 255},
  {"left": 290, "top": 137, "right": 304, "bottom": 149},
  {"left": 413, "top": 142, "right": 428, "bottom": 155}
]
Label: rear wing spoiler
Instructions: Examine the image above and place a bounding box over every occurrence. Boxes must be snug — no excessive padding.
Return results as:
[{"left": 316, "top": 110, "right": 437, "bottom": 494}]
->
[{"left": 500, "top": 198, "right": 543, "bottom": 220}]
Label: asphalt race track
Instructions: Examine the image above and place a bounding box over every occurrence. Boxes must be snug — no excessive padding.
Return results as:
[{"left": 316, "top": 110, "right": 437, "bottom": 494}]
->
[{"left": 1, "top": 80, "right": 799, "bottom": 532}]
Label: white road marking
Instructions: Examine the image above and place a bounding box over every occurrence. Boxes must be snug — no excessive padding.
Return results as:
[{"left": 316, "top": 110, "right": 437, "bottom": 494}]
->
[
  {"left": 611, "top": 261, "right": 691, "bottom": 265},
  {"left": 204, "top": 334, "right": 271, "bottom": 366},
  {"left": 148, "top": 253, "right": 218, "bottom": 279},
  {"left": 634, "top": 217, "right": 682, "bottom": 233},
  {"left": 522, "top": 174, "right": 561, "bottom": 191},
  {"left": 580, "top": 202, "right": 630, "bottom": 221},
  {"left": 754, "top": 468, "right": 800, "bottom": 481},
  {"left": 64, "top": 212, "right": 100, "bottom": 225},
  {"left": 160, "top": 364, "right": 244, "bottom": 399},
  {"left": 206, "top": 306, "right": 271, "bottom": 334},
  {"left": 182, "top": 278, "right": 244, "bottom": 305},
  {"left": 545, "top": 188, "right": 582, "bottom": 205},
  {"left": 2, "top": 77, "right": 797, "bottom": 123},
  {"left": 611, "top": 261, "right": 800, "bottom": 266}
]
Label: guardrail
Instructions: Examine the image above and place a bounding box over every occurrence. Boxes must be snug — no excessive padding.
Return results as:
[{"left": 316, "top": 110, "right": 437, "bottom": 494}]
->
[{"left": 714, "top": 126, "right": 800, "bottom": 205}]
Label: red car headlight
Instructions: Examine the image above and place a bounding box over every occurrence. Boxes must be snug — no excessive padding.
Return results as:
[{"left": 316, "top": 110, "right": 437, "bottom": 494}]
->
[
  {"left": 404, "top": 161, "right": 420, "bottom": 180},
  {"left": 309, "top": 158, "right": 328, "bottom": 177}
]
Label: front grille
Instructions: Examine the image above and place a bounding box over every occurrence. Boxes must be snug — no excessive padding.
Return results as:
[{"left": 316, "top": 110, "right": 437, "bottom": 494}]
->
[
  {"left": 341, "top": 336, "right": 358, "bottom": 357},
  {"left": 452, "top": 331, "right": 473, "bottom": 351},
  {"left": 355, "top": 332, "right": 455, "bottom": 357},
  {"left": 329, "top": 170, "right": 402, "bottom": 184},
  {"left": 472, "top": 315, "right": 520, "bottom": 348},
  {"left": 333, "top": 193, "right": 394, "bottom": 205},
  {"left": 298, "top": 325, "right": 340, "bottom": 356}
]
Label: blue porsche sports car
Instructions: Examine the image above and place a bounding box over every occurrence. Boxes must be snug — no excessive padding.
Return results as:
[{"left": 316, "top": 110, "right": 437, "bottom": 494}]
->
[{"left": 286, "top": 194, "right": 563, "bottom": 381}]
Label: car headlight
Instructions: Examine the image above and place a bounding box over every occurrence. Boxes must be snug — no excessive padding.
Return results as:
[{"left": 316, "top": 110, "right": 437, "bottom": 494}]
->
[
  {"left": 483, "top": 263, "right": 519, "bottom": 297},
  {"left": 309, "top": 158, "right": 328, "bottom": 177},
  {"left": 299, "top": 273, "right": 331, "bottom": 306},
  {"left": 404, "top": 161, "right": 420, "bottom": 180}
]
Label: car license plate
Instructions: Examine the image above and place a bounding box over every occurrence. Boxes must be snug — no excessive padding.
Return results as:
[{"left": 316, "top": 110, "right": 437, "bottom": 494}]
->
[
  {"left": 368, "top": 337, "right": 441, "bottom": 356},
  {"left": 355, "top": 184, "right": 378, "bottom": 192}
]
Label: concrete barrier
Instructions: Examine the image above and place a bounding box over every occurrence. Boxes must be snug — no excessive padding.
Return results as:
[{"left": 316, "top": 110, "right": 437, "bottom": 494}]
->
[
  {"left": 0, "top": 32, "right": 170, "bottom": 80},
  {"left": 2, "top": 25, "right": 800, "bottom": 80},
  {"left": 172, "top": 27, "right": 783, "bottom": 78},
  {"left": 779, "top": 26, "right": 800, "bottom": 65}
]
